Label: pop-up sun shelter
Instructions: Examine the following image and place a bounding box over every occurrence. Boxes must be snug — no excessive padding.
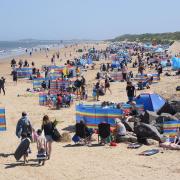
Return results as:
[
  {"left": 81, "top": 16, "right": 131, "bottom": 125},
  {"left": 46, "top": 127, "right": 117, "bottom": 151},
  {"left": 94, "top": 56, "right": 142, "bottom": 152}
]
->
[
  {"left": 135, "top": 93, "right": 166, "bottom": 112},
  {"left": 172, "top": 57, "right": 180, "bottom": 70}
]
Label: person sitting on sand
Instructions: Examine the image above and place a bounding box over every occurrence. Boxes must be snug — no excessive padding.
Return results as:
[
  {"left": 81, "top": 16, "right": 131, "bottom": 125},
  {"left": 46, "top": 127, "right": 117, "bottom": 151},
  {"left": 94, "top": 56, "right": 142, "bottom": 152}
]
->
[
  {"left": 159, "top": 135, "right": 180, "bottom": 150},
  {"left": 24, "top": 60, "right": 29, "bottom": 67},
  {"left": 174, "top": 128, "right": 180, "bottom": 145},
  {"left": 41, "top": 81, "right": 47, "bottom": 90},
  {"left": 37, "top": 129, "right": 47, "bottom": 166},
  {"left": 114, "top": 118, "right": 127, "bottom": 143}
]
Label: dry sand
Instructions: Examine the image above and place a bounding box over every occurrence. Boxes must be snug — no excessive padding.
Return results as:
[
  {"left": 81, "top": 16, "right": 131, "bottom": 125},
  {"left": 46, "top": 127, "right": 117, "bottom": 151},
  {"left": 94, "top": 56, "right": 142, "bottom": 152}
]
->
[
  {"left": 168, "top": 41, "right": 180, "bottom": 56},
  {"left": 0, "top": 42, "right": 179, "bottom": 180}
]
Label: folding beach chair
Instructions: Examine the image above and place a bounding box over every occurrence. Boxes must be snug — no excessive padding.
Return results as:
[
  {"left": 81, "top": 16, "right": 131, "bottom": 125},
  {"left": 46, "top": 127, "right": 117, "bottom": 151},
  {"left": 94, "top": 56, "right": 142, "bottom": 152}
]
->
[
  {"left": 98, "top": 123, "right": 111, "bottom": 144},
  {"left": 75, "top": 123, "right": 91, "bottom": 144}
]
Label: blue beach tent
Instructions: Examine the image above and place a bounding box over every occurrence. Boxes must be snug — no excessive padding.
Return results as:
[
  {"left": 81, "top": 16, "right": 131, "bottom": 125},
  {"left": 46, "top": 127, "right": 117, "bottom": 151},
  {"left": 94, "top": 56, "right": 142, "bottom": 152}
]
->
[
  {"left": 172, "top": 57, "right": 180, "bottom": 70},
  {"left": 135, "top": 93, "right": 166, "bottom": 112}
]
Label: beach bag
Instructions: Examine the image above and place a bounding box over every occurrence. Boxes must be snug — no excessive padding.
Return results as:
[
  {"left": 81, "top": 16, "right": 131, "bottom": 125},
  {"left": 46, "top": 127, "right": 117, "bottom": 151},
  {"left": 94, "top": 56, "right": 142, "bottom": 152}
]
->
[
  {"left": 72, "top": 134, "right": 80, "bottom": 143},
  {"left": 52, "top": 128, "right": 61, "bottom": 142},
  {"left": 176, "top": 86, "right": 180, "bottom": 91},
  {"left": 110, "top": 141, "right": 117, "bottom": 146}
]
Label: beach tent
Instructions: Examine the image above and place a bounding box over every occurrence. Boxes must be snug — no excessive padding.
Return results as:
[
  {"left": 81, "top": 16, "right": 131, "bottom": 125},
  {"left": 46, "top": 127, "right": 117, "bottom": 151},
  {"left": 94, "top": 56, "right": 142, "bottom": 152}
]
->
[
  {"left": 135, "top": 93, "right": 166, "bottom": 112},
  {"left": 172, "top": 57, "right": 180, "bottom": 70},
  {"left": 87, "top": 57, "right": 93, "bottom": 64},
  {"left": 0, "top": 107, "right": 6, "bottom": 131},
  {"left": 80, "top": 59, "right": 87, "bottom": 66},
  {"left": 76, "top": 104, "right": 123, "bottom": 129}
]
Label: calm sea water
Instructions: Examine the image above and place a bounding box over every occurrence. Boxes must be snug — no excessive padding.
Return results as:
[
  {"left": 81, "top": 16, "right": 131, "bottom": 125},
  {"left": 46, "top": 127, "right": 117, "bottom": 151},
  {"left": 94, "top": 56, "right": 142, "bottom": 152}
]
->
[{"left": 0, "top": 40, "right": 76, "bottom": 60}]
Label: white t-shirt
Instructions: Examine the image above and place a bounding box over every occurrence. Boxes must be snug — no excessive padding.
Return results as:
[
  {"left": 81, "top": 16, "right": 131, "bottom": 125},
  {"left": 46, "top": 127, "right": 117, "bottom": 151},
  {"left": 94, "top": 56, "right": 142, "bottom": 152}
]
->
[{"left": 117, "top": 122, "right": 126, "bottom": 136}]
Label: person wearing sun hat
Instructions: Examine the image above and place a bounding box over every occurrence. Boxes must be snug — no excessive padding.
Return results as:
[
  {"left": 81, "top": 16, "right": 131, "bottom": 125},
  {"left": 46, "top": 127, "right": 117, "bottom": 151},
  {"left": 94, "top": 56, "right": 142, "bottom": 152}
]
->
[{"left": 115, "top": 118, "right": 127, "bottom": 137}]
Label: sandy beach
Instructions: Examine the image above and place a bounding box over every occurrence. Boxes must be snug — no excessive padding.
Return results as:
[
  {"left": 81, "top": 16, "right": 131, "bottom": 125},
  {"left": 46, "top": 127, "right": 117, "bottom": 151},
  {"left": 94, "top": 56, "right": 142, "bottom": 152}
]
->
[{"left": 0, "top": 42, "right": 180, "bottom": 180}]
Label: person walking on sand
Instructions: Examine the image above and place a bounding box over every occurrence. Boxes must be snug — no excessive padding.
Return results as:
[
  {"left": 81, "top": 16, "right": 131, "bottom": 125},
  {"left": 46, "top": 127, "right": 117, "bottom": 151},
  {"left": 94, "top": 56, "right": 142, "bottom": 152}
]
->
[
  {"left": 104, "top": 76, "right": 112, "bottom": 94},
  {"left": 0, "top": 77, "right": 6, "bottom": 95},
  {"left": 16, "top": 112, "right": 32, "bottom": 156},
  {"left": 12, "top": 70, "right": 18, "bottom": 85},
  {"left": 16, "top": 112, "right": 32, "bottom": 140},
  {"left": 122, "top": 64, "right": 128, "bottom": 81},
  {"left": 126, "top": 81, "right": 136, "bottom": 103},
  {"left": 41, "top": 115, "right": 53, "bottom": 160},
  {"left": 36, "top": 129, "right": 47, "bottom": 166}
]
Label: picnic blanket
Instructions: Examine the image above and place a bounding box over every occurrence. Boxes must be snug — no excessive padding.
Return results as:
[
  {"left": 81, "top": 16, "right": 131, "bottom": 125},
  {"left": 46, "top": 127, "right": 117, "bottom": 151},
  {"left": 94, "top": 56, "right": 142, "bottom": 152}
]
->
[{"left": 0, "top": 108, "right": 6, "bottom": 131}]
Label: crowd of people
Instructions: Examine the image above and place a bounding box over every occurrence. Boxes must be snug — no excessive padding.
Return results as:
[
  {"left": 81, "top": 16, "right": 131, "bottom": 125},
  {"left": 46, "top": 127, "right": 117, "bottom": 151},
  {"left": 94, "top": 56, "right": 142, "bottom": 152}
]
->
[{"left": 1, "top": 42, "right": 179, "bottom": 168}]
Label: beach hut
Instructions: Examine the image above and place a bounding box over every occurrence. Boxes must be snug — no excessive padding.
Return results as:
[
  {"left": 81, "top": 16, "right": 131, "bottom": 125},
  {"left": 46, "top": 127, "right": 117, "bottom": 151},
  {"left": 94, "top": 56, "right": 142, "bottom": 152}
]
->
[
  {"left": 135, "top": 93, "right": 166, "bottom": 112},
  {"left": 0, "top": 107, "right": 6, "bottom": 131}
]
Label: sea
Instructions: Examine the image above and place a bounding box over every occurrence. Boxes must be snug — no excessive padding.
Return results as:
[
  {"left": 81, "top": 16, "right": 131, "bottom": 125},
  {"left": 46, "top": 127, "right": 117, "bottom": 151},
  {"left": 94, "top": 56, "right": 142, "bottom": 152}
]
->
[{"left": 0, "top": 40, "right": 79, "bottom": 60}]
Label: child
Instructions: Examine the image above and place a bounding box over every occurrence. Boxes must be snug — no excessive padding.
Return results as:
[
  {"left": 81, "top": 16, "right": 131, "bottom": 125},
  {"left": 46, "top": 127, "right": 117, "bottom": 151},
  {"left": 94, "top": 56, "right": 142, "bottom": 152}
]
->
[
  {"left": 21, "top": 132, "right": 29, "bottom": 164},
  {"left": 36, "top": 129, "right": 47, "bottom": 166},
  {"left": 32, "top": 128, "right": 38, "bottom": 143}
]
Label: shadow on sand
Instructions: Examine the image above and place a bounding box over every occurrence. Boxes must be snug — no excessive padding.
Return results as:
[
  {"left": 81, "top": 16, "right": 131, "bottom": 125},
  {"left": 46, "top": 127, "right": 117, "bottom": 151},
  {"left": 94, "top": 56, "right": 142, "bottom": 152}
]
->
[
  {"left": 0, "top": 153, "right": 14, "bottom": 158},
  {"left": 5, "top": 159, "right": 40, "bottom": 169},
  {"left": 62, "top": 125, "right": 75, "bottom": 133},
  {"left": 63, "top": 143, "right": 105, "bottom": 148}
]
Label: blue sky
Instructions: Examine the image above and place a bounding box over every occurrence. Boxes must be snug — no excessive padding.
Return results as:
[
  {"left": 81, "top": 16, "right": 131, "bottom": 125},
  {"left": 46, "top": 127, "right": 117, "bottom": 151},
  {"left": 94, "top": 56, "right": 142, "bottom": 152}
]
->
[{"left": 0, "top": 0, "right": 180, "bottom": 40}]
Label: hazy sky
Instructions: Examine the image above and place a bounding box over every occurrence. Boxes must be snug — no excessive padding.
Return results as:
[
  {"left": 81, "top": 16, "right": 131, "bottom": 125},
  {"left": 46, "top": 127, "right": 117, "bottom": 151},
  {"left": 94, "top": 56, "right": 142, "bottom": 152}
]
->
[{"left": 0, "top": 0, "right": 180, "bottom": 40}]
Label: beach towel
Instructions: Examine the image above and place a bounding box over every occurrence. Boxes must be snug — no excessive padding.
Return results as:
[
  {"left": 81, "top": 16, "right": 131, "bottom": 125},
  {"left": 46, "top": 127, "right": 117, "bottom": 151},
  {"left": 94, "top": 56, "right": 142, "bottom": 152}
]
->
[
  {"left": 139, "top": 149, "right": 159, "bottom": 156},
  {"left": 128, "top": 143, "right": 142, "bottom": 149}
]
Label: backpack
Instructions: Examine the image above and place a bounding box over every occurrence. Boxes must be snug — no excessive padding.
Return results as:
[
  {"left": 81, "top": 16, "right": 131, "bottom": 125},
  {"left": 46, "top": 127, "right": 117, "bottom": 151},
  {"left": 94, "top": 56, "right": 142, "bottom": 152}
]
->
[{"left": 176, "top": 86, "right": 180, "bottom": 91}]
